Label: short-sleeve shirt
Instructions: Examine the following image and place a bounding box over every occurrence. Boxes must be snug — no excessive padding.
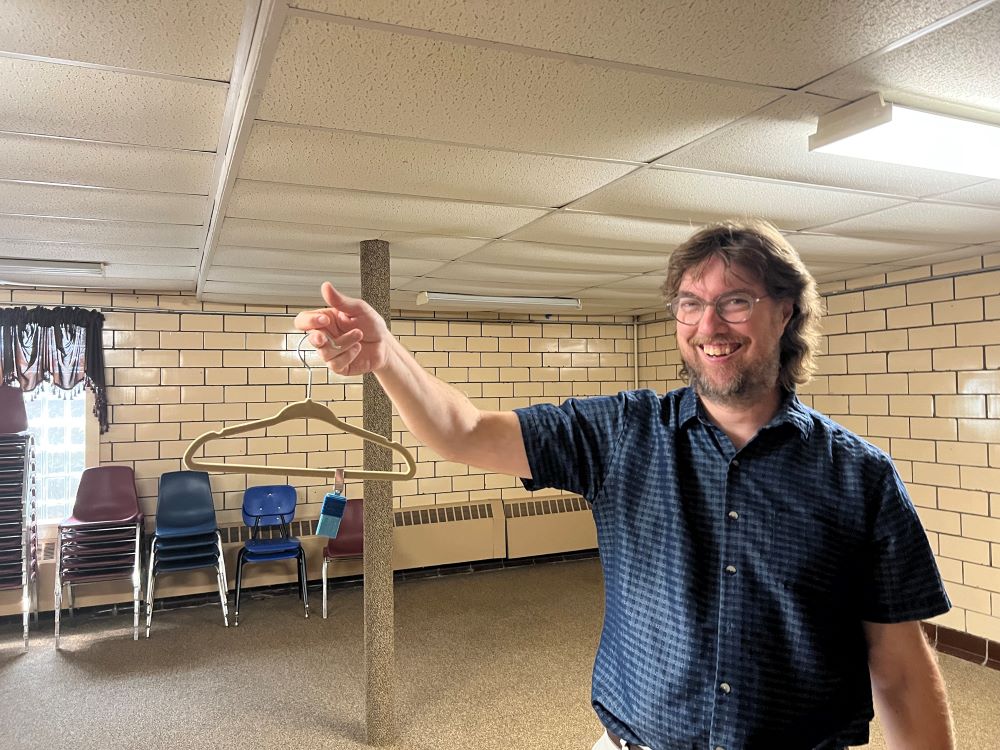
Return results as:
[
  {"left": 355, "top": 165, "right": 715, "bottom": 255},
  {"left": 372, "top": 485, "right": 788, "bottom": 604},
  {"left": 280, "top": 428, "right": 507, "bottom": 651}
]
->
[{"left": 515, "top": 387, "right": 950, "bottom": 750}]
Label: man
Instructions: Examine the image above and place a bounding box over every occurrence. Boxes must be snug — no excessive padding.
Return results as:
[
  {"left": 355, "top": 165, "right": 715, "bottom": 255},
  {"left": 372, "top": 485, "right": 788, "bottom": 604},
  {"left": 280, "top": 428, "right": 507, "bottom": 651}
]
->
[{"left": 295, "top": 220, "right": 953, "bottom": 750}]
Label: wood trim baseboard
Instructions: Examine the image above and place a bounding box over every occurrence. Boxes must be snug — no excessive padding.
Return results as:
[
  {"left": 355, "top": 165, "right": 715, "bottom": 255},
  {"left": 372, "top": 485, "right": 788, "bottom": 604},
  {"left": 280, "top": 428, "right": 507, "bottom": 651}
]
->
[{"left": 922, "top": 622, "right": 1000, "bottom": 671}]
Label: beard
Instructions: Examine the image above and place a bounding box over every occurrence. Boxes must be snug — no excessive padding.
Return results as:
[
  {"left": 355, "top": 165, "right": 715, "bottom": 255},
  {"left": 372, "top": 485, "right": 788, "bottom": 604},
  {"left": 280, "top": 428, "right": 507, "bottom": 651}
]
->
[{"left": 682, "top": 341, "right": 781, "bottom": 408}]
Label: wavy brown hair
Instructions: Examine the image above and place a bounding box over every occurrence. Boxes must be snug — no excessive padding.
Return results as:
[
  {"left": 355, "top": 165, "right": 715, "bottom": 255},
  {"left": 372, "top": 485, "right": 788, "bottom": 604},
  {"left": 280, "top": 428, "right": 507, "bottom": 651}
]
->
[{"left": 661, "top": 219, "right": 823, "bottom": 390}]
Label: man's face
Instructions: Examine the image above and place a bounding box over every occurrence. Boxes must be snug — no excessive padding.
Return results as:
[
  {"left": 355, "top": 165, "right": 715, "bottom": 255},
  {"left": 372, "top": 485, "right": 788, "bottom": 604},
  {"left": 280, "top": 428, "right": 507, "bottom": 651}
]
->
[{"left": 674, "top": 255, "right": 791, "bottom": 407}]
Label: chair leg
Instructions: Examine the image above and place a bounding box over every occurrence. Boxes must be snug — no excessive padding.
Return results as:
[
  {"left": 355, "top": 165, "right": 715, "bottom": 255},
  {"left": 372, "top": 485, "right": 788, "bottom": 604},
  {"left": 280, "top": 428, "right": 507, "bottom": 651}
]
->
[
  {"left": 132, "top": 524, "right": 141, "bottom": 641},
  {"left": 234, "top": 548, "right": 245, "bottom": 627},
  {"left": 53, "top": 540, "right": 63, "bottom": 649},
  {"left": 216, "top": 532, "right": 230, "bottom": 627},
  {"left": 322, "top": 557, "right": 328, "bottom": 620},
  {"left": 145, "top": 545, "right": 157, "bottom": 639},
  {"left": 298, "top": 548, "right": 309, "bottom": 619}
]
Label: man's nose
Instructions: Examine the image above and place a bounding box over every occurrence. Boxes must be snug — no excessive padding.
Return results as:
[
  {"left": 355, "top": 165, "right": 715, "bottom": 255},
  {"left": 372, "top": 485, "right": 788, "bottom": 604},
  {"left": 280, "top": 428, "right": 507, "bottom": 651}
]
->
[{"left": 696, "top": 304, "right": 728, "bottom": 335}]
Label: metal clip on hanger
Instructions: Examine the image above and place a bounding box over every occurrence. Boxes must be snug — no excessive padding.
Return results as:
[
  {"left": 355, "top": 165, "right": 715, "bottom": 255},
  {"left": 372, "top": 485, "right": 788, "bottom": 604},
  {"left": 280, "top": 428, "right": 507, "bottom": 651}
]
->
[{"left": 183, "top": 335, "right": 417, "bottom": 481}]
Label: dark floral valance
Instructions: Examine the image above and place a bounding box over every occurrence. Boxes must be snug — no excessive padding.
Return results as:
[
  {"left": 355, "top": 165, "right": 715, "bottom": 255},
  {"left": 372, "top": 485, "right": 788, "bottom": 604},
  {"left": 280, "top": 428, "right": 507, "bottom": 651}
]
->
[{"left": 0, "top": 306, "right": 109, "bottom": 433}]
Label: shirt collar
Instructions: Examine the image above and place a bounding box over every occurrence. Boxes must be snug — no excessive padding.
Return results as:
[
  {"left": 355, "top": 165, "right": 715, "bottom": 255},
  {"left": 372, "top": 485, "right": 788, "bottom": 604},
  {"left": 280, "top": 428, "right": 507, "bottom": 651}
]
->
[{"left": 678, "top": 386, "right": 814, "bottom": 440}]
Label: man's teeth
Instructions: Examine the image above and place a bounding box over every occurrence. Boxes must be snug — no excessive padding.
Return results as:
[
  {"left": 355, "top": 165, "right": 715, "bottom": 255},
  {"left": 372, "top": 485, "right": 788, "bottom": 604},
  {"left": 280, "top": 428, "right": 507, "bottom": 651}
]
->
[{"left": 702, "top": 343, "right": 739, "bottom": 357}]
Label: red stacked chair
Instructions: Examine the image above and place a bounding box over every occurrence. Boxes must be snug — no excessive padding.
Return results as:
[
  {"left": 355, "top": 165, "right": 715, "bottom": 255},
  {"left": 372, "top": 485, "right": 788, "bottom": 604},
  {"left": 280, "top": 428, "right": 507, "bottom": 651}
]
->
[{"left": 55, "top": 465, "right": 143, "bottom": 647}]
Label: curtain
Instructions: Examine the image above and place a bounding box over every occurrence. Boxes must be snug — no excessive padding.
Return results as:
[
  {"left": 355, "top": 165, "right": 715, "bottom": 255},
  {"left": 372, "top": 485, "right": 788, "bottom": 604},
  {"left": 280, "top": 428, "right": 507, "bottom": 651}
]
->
[{"left": 0, "top": 306, "right": 109, "bottom": 433}]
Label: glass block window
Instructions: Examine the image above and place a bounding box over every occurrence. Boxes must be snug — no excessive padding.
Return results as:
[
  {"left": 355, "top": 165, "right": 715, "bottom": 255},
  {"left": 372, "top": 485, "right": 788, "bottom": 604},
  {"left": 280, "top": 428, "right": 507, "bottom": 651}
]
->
[{"left": 24, "top": 387, "right": 87, "bottom": 523}]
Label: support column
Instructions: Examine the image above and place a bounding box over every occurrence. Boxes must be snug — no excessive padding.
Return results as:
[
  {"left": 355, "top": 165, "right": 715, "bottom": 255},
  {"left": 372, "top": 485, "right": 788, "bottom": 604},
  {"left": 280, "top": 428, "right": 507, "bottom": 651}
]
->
[{"left": 359, "top": 239, "right": 394, "bottom": 745}]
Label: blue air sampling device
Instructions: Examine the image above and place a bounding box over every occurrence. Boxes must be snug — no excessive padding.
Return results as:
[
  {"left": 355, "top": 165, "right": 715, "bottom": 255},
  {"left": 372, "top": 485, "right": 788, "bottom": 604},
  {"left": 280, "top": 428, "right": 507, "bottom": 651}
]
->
[
  {"left": 317, "top": 491, "right": 347, "bottom": 538},
  {"left": 317, "top": 469, "right": 347, "bottom": 538}
]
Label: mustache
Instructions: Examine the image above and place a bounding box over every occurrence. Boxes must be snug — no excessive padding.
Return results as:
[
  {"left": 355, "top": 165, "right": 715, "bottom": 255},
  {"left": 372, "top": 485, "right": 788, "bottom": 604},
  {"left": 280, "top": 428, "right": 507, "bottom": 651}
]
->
[{"left": 690, "top": 336, "right": 748, "bottom": 347}]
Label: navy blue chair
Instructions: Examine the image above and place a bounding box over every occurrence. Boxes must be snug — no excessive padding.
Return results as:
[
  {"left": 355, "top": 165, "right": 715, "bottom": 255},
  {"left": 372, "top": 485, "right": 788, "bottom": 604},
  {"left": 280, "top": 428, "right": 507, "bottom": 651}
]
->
[
  {"left": 145, "top": 470, "right": 229, "bottom": 637},
  {"left": 234, "top": 485, "right": 308, "bottom": 625}
]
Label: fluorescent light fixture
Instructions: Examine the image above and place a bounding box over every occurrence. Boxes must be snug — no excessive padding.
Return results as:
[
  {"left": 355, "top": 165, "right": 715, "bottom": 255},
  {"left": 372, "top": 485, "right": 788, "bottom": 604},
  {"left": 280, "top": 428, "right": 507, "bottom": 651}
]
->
[
  {"left": 0, "top": 257, "right": 104, "bottom": 277},
  {"left": 416, "top": 291, "right": 582, "bottom": 310},
  {"left": 809, "top": 93, "right": 1000, "bottom": 179}
]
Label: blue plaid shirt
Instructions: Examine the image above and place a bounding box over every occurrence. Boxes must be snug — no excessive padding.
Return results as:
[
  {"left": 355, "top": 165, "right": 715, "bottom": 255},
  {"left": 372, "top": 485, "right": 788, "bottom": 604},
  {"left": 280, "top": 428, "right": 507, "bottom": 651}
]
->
[{"left": 516, "top": 387, "right": 949, "bottom": 750}]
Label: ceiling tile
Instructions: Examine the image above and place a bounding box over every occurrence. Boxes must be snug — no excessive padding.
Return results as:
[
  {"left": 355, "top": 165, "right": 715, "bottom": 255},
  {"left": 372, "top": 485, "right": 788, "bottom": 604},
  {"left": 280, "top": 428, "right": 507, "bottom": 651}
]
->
[
  {"left": 204, "top": 280, "right": 361, "bottom": 299},
  {"left": 906, "top": 243, "right": 1000, "bottom": 265},
  {"left": 785, "top": 233, "right": 960, "bottom": 263},
  {"left": 0, "top": 0, "right": 245, "bottom": 79},
  {"left": 574, "top": 169, "right": 904, "bottom": 230},
  {"left": 396, "top": 277, "right": 577, "bottom": 296},
  {"left": 218, "top": 218, "right": 491, "bottom": 260},
  {"left": 257, "top": 15, "right": 778, "bottom": 161},
  {"left": 293, "top": 0, "right": 970, "bottom": 88},
  {"left": 806, "top": 4, "right": 1000, "bottom": 116},
  {"left": 0, "top": 57, "right": 228, "bottom": 150},
  {"left": 104, "top": 264, "right": 196, "bottom": 281},
  {"left": 929, "top": 180, "right": 1000, "bottom": 208},
  {"left": 0, "top": 238, "right": 199, "bottom": 265},
  {"left": 0, "top": 181, "right": 207, "bottom": 224},
  {"left": 811, "top": 202, "right": 1000, "bottom": 244},
  {"left": 228, "top": 181, "right": 549, "bottom": 238},
  {"left": 461, "top": 241, "right": 666, "bottom": 273},
  {"left": 0, "top": 214, "right": 203, "bottom": 246},
  {"left": 241, "top": 122, "right": 637, "bottom": 207},
  {"left": 508, "top": 212, "right": 697, "bottom": 252},
  {"left": 657, "top": 94, "right": 981, "bottom": 197},
  {"left": 202, "top": 282, "right": 417, "bottom": 309},
  {"left": 206, "top": 264, "right": 415, "bottom": 287},
  {"left": 212, "top": 245, "right": 442, "bottom": 278},
  {"left": 590, "top": 274, "right": 667, "bottom": 292},
  {"left": 0, "top": 133, "right": 214, "bottom": 194},
  {"left": 419, "top": 261, "right": 628, "bottom": 289}
]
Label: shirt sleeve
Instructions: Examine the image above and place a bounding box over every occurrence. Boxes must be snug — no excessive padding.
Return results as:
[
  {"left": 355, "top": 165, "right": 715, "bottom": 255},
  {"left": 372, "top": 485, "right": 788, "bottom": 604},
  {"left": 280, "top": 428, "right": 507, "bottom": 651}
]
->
[
  {"left": 861, "top": 461, "right": 951, "bottom": 623},
  {"left": 514, "top": 393, "right": 628, "bottom": 501}
]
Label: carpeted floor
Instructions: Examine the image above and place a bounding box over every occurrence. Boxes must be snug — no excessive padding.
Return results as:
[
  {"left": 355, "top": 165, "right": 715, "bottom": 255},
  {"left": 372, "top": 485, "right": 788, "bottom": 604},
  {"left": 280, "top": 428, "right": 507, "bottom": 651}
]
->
[{"left": 1, "top": 558, "right": 997, "bottom": 749}]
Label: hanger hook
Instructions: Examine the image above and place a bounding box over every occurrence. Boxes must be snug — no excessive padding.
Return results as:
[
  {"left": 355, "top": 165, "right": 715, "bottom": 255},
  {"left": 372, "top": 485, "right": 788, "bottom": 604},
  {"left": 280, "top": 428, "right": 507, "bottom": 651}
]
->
[{"left": 297, "top": 334, "right": 315, "bottom": 400}]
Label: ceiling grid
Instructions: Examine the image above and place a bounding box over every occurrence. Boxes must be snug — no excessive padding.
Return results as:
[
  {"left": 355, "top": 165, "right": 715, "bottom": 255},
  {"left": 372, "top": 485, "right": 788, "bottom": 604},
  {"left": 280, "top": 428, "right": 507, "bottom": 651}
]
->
[{"left": 0, "top": 0, "right": 997, "bottom": 312}]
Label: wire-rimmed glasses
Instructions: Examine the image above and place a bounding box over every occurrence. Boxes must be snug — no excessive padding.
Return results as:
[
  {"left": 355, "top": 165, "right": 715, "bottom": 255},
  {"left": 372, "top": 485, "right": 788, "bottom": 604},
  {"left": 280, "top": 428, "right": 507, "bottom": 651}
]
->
[{"left": 668, "top": 292, "right": 769, "bottom": 325}]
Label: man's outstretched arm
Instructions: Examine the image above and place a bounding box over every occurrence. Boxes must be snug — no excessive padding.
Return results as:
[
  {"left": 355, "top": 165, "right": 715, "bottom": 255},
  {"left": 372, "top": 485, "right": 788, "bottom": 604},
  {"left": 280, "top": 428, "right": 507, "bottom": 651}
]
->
[{"left": 295, "top": 282, "right": 531, "bottom": 479}]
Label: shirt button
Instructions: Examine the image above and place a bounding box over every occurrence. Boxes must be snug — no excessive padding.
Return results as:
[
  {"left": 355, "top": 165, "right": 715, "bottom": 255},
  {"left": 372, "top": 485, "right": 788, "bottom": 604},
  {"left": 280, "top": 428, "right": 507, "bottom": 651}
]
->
[
  {"left": 720, "top": 682, "right": 732, "bottom": 694},
  {"left": 731, "top": 459, "right": 740, "bottom": 468},
  {"left": 728, "top": 510, "right": 739, "bottom": 520},
  {"left": 725, "top": 564, "right": 737, "bottom": 574},
  {"left": 715, "top": 746, "right": 726, "bottom": 750}
]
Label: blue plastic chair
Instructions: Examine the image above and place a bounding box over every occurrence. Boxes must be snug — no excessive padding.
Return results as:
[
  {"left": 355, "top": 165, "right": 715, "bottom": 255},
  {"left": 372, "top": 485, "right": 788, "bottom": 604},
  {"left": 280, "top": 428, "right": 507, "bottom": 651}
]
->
[
  {"left": 145, "top": 471, "right": 229, "bottom": 637},
  {"left": 234, "top": 485, "right": 308, "bottom": 625}
]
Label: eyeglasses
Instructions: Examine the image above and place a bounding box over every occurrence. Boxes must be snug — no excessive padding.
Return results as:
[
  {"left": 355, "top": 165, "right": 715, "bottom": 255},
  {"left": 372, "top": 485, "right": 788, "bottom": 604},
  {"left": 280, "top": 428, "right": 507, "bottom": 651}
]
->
[{"left": 668, "top": 292, "right": 768, "bottom": 325}]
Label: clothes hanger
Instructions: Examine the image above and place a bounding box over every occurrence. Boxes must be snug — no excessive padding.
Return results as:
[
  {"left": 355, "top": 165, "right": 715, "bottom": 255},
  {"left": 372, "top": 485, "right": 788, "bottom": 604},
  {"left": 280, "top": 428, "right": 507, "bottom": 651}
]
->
[{"left": 183, "top": 336, "right": 416, "bottom": 481}]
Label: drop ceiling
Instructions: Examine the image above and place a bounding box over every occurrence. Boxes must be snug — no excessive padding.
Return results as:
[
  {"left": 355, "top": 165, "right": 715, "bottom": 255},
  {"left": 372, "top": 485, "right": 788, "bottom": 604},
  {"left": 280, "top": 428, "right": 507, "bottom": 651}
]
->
[{"left": 1, "top": 0, "right": 998, "bottom": 315}]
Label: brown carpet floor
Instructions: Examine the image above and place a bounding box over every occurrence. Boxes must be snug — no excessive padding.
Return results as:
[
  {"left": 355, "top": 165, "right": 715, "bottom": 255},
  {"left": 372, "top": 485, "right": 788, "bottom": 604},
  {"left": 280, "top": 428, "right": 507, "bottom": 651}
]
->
[{"left": 1, "top": 558, "right": 997, "bottom": 749}]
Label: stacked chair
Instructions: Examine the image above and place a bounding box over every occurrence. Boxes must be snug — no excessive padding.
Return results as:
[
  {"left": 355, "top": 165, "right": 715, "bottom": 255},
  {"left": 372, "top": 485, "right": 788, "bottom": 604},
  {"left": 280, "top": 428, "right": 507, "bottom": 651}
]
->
[
  {"left": 54, "top": 465, "right": 143, "bottom": 647},
  {"left": 234, "top": 484, "right": 309, "bottom": 626},
  {"left": 321, "top": 498, "right": 364, "bottom": 620},
  {"left": 0, "top": 386, "right": 38, "bottom": 650},
  {"left": 146, "top": 470, "right": 229, "bottom": 637}
]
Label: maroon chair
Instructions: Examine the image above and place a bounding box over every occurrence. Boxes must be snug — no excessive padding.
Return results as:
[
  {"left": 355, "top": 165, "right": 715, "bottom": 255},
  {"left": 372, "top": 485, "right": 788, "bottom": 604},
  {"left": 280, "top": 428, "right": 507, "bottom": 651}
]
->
[
  {"left": 321, "top": 498, "right": 363, "bottom": 619},
  {"left": 0, "top": 386, "right": 28, "bottom": 433},
  {"left": 55, "top": 465, "right": 143, "bottom": 646}
]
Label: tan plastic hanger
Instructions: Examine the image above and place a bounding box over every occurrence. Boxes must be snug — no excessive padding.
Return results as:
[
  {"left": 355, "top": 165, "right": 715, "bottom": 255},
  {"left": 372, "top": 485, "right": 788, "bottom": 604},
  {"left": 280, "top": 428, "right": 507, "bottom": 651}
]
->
[{"left": 183, "top": 336, "right": 416, "bottom": 481}]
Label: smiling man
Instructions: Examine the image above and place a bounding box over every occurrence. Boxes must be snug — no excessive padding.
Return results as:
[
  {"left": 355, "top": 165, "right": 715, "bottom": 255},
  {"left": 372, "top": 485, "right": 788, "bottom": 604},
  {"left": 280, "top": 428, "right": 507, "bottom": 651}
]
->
[{"left": 296, "top": 219, "right": 953, "bottom": 750}]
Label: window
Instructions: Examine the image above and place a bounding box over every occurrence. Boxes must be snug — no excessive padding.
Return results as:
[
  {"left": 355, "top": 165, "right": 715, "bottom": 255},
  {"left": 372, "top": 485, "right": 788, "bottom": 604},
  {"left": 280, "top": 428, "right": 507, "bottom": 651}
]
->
[{"left": 23, "top": 387, "right": 88, "bottom": 523}]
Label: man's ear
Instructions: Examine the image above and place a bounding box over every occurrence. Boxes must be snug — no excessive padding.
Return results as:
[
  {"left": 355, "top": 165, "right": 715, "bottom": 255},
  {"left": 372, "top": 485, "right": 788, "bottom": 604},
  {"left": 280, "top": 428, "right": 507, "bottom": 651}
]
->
[{"left": 780, "top": 301, "right": 795, "bottom": 329}]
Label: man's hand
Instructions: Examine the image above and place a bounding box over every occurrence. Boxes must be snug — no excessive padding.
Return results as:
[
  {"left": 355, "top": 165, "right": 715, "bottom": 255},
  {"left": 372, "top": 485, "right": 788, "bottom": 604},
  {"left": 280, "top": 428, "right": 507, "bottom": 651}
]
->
[{"left": 293, "top": 282, "right": 391, "bottom": 376}]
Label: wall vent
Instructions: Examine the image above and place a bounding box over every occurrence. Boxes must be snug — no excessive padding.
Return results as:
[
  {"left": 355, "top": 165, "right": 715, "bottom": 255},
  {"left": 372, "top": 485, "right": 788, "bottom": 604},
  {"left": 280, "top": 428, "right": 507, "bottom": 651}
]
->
[
  {"left": 214, "top": 505, "right": 496, "bottom": 543},
  {"left": 394, "top": 503, "right": 492, "bottom": 526},
  {"left": 504, "top": 495, "right": 596, "bottom": 559},
  {"left": 504, "top": 496, "right": 591, "bottom": 518}
]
